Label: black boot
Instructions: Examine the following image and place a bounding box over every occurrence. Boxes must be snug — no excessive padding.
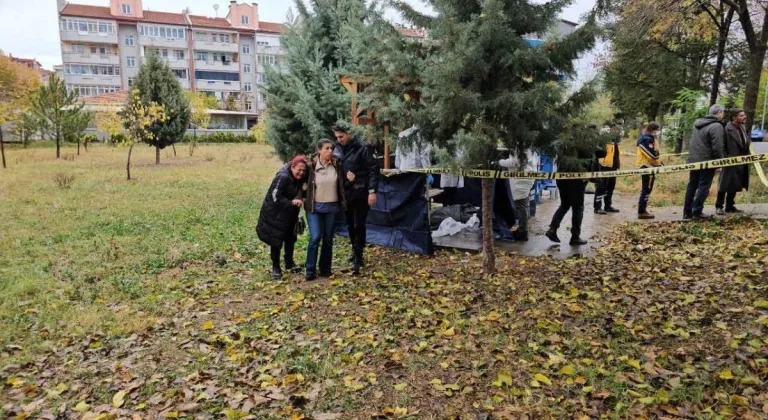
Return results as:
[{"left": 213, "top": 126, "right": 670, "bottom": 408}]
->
[
  {"left": 545, "top": 229, "right": 560, "bottom": 243},
  {"left": 285, "top": 261, "right": 301, "bottom": 274},
  {"left": 351, "top": 248, "right": 363, "bottom": 275},
  {"left": 271, "top": 266, "right": 283, "bottom": 280},
  {"left": 569, "top": 237, "right": 588, "bottom": 246}
]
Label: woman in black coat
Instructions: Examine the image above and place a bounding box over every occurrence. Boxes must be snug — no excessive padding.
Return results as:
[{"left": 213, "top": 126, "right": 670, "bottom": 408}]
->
[
  {"left": 716, "top": 108, "right": 751, "bottom": 214},
  {"left": 257, "top": 156, "right": 309, "bottom": 279}
]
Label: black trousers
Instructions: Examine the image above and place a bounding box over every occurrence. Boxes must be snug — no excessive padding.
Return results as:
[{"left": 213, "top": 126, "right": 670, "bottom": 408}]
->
[
  {"left": 638, "top": 174, "right": 655, "bottom": 214},
  {"left": 594, "top": 176, "right": 616, "bottom": 210},
  {"left": 715, "top": 191, "right": 737, "bottom": 210},
  {"left": 550, "top": 180, "right": 587, "bottom": 239},
  {"left": 270, "top": 236, "right": 296, "bottom": 269},
  {"left": 345, "top": 198, "right": 370, "bottom": 257}
]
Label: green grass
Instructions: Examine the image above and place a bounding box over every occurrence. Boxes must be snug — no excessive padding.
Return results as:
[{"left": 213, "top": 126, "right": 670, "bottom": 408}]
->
[{"left": 0, "top": 143, "right": 282, "bottom": 353}]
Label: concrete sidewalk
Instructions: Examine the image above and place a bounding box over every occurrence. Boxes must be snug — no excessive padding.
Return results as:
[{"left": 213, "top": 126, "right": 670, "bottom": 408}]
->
[{"left": 432, "top": 194, "right": 768, "bottom": 258}]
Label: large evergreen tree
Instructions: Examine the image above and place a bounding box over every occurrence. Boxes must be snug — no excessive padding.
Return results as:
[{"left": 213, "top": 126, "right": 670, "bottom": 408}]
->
[
  {"left": 264, "top": 0, "right": 374, "bottom": 161},
  {"left": 132, "top": 53, "right": 189, "bottom": 164},
  {"left": 395, "top": 0, "right": 602, "bottom": 273}
]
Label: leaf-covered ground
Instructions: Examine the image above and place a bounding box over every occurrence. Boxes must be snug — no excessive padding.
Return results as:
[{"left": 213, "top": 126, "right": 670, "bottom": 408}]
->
[{"left": 3, "top": 216, "right": 768, "bottom": 419}]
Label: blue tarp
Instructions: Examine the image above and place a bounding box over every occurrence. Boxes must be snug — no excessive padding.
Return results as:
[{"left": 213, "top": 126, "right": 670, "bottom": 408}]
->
[{"left": 336, "top": 172, "right": 433, "bottom": 255}]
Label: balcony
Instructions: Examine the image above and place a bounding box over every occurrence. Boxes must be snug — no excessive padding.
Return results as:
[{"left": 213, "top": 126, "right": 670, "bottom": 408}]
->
[
  {"left": 193, "top": 40, "right": 239, "bottom": 53},
  {"left": 62, "top": 52, "right": 120, "bottom": 66},
  {"left": 138, "top": 36, "right": 188, "bottom": 49},
  {"left": 142, "top": 56, "right": 189, "bottom": 69},
  {"left": 178, "top": 79, "right": 190, "bottom": 89},
  {"left": 60, "top": 30, "right": 118, "bottom": 45},
  {"left": 195, "top": 80, "right": 241, "bottom": 91},
  {"left": 64, "top": 74, "right": 122, "bottom": 86},
  {"left": 195, "top": 60, "right": 238, "bottom": 72}
]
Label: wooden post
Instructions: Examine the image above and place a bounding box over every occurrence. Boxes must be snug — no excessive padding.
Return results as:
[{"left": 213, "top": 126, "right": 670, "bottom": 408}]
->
[{"left": 383, "top": 123, "right": 391, "bottom": 169}]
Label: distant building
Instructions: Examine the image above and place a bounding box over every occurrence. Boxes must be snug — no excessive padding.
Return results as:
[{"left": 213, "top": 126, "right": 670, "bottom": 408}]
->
[
  {"left": 8, "top": 55, "right": 52, "bottom": 83},
  {"left": 56, "top": 0, "right": 287, "bottom": 118},
  {"left": 397, "top": 27, "right": 427, "bottom": 43}
]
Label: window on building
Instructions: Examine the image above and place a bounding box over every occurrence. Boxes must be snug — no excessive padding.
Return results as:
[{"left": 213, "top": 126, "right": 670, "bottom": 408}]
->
[
  {"left": 241, "top": 15, "right": 249, "bottom": 25},
  {"left": 161, "top": 49, "right": 169, "bottom": 58},
  {"left": 243, "top": 64, "right": 251, "bottom": 73},
  {"left": 71, "top": 44, "right": 85, "bottom": 54},
  {"left": 122, "top": 4, "right": 131, "bottom": 14},
  {"left": 140, "top": 25, "right": 185, "bottom": 40},
  {"left": 257, "top": 54, "right": 276, "bottom": 65},
  {"left": 243, "top": 83, "right": 252, "bottom": 92},
  {"left": 256, "top": 40, "right": 269, "bottom": 46},
  {"left": 256, "top": 73, "right": 265, "bottom": 83},
  {"left": 125, "top": 35, "right": 134, "bottom": 46},
  {"left": 219, "top": 33, "right": 230, "bottom": 43},
  {"left": 172, "top": 69, "right": 188, "bottom": 79},
  {"left": 128, "top": 77, "right": 135, "bottom": 87},
  {"left": 195, "top": 51, "right": 208, "bottom": 61},
  {"left": 242, "top": 44, "right": 250, "bottom": 54},
  {"left": 127, "top": 56, "right": 136, "bottom": 67},
  {"left": 194, "top": 71, "right": 240, "bottom": 81},
  {"left": 98, "top": 23, "right": 109, "bottom": 33},
  {"left": 258, "top": 92, "right": 266, "bottom": 102},
  {"left": 88, "top": 22, "right": 97, "bottom": 32},
  {"left": 245, "top": 101, "right": 252, "bottom": 111},
  {"left": 174, "top": 50, "right": 185, "bottom": 60}
]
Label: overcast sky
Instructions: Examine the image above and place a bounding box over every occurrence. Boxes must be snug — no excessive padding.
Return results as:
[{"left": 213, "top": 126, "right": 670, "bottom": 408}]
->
[{"left": 0, "top": 0, "right": 598, "bottom": 78}]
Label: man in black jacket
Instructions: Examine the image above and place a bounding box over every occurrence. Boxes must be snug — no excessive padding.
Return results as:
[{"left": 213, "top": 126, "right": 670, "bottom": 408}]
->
[
  {"left": 683, "top": 104, "right": 725, "bottom": 220},
  {"left": 333, "top": 121, "right": 380, "bottom": 275}
]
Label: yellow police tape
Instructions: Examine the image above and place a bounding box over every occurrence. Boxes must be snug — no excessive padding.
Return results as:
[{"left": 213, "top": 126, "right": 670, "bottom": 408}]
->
[
  {"left": 750, "top": 145, "right": 768, "bottom": 187},
  {"left": 383, "top": 152, "right": 768, "bottom": 180}
]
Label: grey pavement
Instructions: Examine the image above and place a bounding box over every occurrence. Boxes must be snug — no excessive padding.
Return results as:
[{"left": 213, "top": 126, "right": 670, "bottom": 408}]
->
[{"left": 432, "top": 193, "right": 768, "bottom": 259}]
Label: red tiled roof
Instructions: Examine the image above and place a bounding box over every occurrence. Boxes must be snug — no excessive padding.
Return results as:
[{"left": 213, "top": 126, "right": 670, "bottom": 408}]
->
[
  {"left": 258, "top": 22, "right": 287, "bottom": 34},
  {"left": 60, "top": 3, "right": 286, "bottom": 34},
  {"left": 143, "top": 10, "right": 187, "bottom": 25},
  {"left": 189, "top": 15, "right": 233, "bottom": 29},
  {"left": 78, "top": 90, "right": 128, "bottom": 107},
  {"left": 60, "top": 4, "right": 113, "bottom": 19},
  {"left": 398, "top": 27, "right": 425, "bottom": 38}
]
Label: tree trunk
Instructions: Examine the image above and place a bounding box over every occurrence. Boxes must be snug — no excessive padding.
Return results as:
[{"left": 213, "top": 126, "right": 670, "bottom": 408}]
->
[
  {"left": 77, "top": 139, "right": 80, "bottom": 156},
  {"left": 480, "top": 178, "right": 496, "bottom": 275},
  {"left": 743, "top": 44, "right": 768, "bottom": 133},
  {"left": 56, "top": 128, "right": 61, "bottom": 159},
  {"left": 155, "top": 145, "right": 160, "bottom": 165},
  {"left": 127, "top": 144, "right": 135, "bottom": 180},
  {"left": 710, "top": 8, "right": 734, "bottom": 106},
  {"left": 657, "top": 103, "right": 665, "bottom": 148},
  {"left": 172, "top": 143, "right": 177, "bottom": 157},
  {"left": 22, "top": 128, "right": 27, "bottom": 148},
  {"left": 0, "top": 126, "right": 6, "bottom": 169},
  {"left": 84, "top": 139, "right": 88, "bottom": 152}
]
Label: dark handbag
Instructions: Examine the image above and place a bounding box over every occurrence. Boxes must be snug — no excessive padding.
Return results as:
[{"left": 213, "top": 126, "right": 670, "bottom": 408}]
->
[{"left": 294, "top": 216, "right": 306, "bottom": 236}]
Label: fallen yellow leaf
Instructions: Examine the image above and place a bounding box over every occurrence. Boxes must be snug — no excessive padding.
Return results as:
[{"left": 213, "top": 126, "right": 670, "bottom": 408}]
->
[
  {"left": 719, "top": 369, "right": 734, "bottom": 380},
  {"left": 534, "top": 373, "right": 552, "bottom": 386},
  {"left": 112, "top": 390, "right": 127, "bottom": 408},
  {"left": 202, "top": 320, "right": 214, "bottom": 330}
]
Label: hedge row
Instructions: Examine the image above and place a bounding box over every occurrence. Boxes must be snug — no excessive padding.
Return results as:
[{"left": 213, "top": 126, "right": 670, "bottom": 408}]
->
[{"left": 181, "top": 132, "right": 257, "bottom": 143}]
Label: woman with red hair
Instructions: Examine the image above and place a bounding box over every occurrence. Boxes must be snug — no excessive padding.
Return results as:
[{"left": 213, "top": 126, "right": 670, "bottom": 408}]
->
[{"left": 257, "top": 155, "right": 309, "bottom": 280}]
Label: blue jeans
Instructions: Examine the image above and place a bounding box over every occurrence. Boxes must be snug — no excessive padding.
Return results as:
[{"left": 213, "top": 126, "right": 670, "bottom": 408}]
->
[
  {"left": 683, "top": 169, "right": 716, "bottom": 216},
  {"left": 306, "top": 211, "right": 337, "bottom": 275}
]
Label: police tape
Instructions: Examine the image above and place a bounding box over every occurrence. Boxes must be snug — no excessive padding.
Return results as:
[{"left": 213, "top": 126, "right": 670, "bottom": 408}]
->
[
  {"left": 750, "top": 145, "right": 768, "bottom": 187},
  {"left": 382, "top": 152, "right": 768, "bottom": 180}
]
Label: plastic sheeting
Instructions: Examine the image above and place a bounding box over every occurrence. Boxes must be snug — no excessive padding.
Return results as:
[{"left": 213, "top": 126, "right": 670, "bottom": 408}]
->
[{"left": 336, "top": 172, "right": 433, "bottom": 255}]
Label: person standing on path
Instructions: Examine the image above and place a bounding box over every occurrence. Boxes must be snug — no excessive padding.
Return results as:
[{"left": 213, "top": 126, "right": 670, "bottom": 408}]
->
[
  {"left": 332, "top": 121, "right": 380, "bottom": 275},
  {"left": 305, "top": 139, "right": 346, "bottom": 281},
  {"left": 257, "top": 156, "right": 309, "bottom": 280},
  {"left": 636, "top": 122, "right": 662, "bottom": 220},
  {"left": 594, "top": 126, "right": 621, "bottom": 215},
  {"left": 498, "top": 150, "right": 538, "bottom": 241},
  {"left": 683, "top": 104, "right": 726, "bottom": 220},
  {"left": 715, "top": 108, "right": 751, "bottom": 215}
]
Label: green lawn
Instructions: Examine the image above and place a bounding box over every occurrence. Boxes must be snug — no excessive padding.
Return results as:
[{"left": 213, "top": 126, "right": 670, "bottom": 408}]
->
[{"left": 2, "top": 143, "right": 768, "bottom": 419}]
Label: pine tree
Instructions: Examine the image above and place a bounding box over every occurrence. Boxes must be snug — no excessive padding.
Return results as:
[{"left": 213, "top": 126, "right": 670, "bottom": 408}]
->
[
  {"left": 31, "top": 75, "right": 83, "bottom": 159},
  {"left": 264, "top": 0, "right": 373, "bottom": 161},
  {"left": 132, "top": 53, "right": 189, "bottom": 164},
  {"left": 394, "top": 0, "right": 602, "bottom": 274}
]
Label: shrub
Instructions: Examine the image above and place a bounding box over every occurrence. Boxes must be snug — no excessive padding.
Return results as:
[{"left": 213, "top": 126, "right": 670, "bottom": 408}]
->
[
  {"left": 181, "top": 132, "right": 256, "bottom": 144},
  {"left": 52, "top": 173, "right": 75, "bottom": 189}
]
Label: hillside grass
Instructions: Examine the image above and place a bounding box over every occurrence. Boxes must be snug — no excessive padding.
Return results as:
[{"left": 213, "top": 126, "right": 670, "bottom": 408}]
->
[{"left": 0, "top": 143, "right": 310, "bottom": 354}]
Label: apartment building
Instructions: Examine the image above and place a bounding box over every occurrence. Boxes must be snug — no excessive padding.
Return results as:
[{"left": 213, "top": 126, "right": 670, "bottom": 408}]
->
[
  {"left": 56, "top": 0, "right": 286, "bottom": 116},
  {"left": 8, "top": 55, "right": 52, "bottom": 83}
]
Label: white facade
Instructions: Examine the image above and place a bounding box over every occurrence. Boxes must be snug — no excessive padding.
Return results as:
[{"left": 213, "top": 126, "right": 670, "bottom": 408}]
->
[{"left": 58, "top": 0, "right": 286, "bottom": 120}]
